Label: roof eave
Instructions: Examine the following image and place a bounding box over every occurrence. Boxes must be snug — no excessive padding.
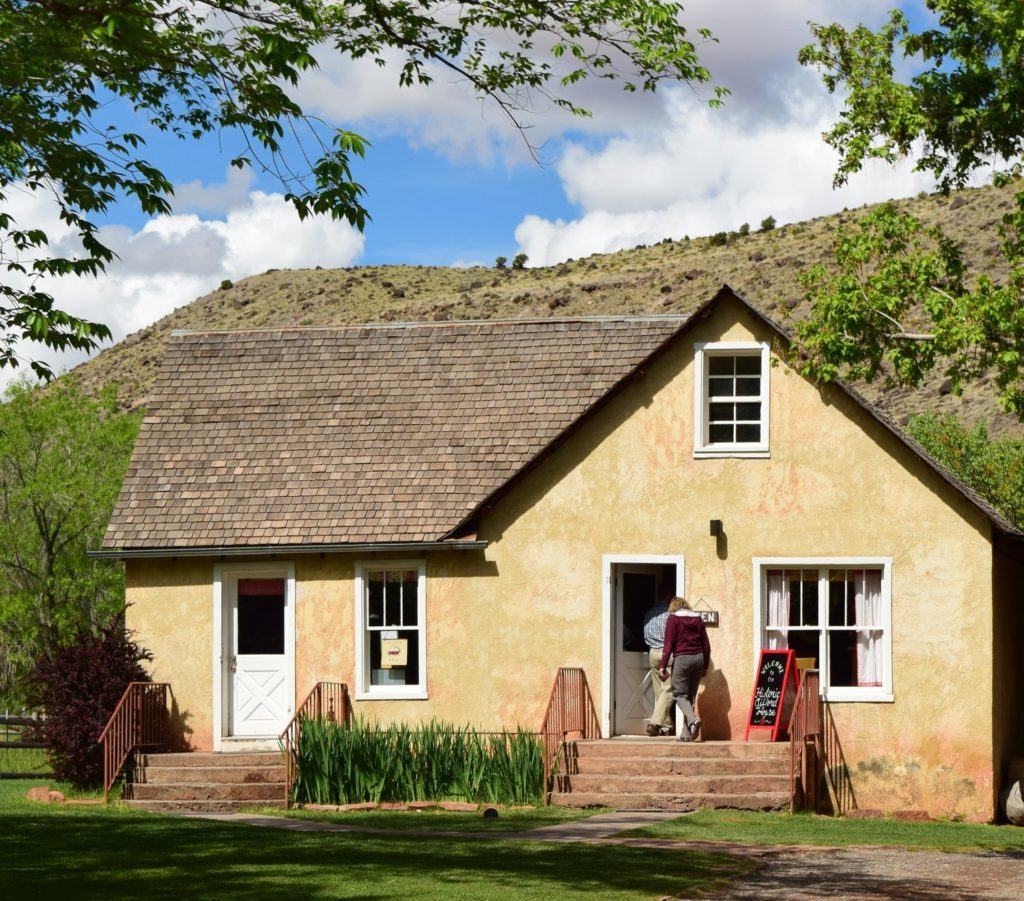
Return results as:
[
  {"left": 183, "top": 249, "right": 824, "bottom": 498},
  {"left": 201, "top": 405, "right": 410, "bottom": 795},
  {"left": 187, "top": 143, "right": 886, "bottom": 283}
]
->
[{"left": 89, "top": 539, "right": 489, "bottom": 560}]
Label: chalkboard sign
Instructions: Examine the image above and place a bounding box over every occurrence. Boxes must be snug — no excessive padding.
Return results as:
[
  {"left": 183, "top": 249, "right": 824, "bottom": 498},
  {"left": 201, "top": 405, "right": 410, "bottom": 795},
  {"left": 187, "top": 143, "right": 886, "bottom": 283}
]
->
[{"left": 744, "top": 649, "right": 797, "bottom": 741}]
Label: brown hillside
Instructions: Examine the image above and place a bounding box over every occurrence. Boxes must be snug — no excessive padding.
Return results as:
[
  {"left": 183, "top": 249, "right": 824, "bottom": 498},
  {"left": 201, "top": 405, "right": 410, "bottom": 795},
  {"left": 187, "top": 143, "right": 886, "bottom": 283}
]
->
[{"left": 73, "top": 181, "right": 1022, "bottom": 437}]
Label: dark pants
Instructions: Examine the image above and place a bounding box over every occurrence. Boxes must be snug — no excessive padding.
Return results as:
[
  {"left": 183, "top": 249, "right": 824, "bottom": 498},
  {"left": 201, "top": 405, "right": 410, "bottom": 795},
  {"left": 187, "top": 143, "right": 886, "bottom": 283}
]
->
[{"left": 671, "top": 653, "right": 704, "bottom": 736}]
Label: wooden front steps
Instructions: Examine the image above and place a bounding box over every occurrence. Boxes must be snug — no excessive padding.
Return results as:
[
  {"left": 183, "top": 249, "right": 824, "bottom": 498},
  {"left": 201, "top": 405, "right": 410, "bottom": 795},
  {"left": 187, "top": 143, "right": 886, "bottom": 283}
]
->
[
  {"left": 124, "top": 752, "right": 286, "bottom": 812},
  {"left": 551, "top": 739, "right": 790, "bottom": 812}
]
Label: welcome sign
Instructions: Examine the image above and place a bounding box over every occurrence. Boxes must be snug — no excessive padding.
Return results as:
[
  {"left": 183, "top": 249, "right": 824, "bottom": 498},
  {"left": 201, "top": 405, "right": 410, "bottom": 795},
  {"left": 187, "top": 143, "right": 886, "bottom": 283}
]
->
[{"left": 744, "top": 649, "right": 798, "bottom": 741}]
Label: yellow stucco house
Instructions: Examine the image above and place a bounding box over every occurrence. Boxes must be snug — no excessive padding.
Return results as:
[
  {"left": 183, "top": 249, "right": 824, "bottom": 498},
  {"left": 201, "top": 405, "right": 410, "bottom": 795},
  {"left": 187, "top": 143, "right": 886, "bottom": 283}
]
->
[{"left": 96, "top": 286, "right": 1024, "bottom": 821}]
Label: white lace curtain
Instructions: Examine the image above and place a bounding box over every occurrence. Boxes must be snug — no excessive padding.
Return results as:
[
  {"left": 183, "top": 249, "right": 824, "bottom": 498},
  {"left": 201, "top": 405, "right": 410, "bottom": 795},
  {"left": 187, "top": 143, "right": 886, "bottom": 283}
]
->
[
  {"left": 854, "top": 569, "right": 884, "bottom": 687},
  {"left": 765, "top": 570, "right": 788, "bottom": 649}
]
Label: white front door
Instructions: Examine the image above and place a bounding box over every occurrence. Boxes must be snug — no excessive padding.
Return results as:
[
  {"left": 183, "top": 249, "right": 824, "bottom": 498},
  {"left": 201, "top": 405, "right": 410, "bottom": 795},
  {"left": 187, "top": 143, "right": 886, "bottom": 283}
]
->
[
  {"left": 225, "top": 572, "right": 294, "bottom": 737},
  {"left": 613, "top": 565, "right": 671, "bottom": 735}
]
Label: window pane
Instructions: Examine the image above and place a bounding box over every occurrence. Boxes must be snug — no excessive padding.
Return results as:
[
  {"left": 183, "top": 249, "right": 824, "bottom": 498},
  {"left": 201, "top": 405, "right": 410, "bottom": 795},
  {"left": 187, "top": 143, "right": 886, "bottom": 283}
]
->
[
  {"left": 236, "top": 579, "right": 285, "bottom": 655},
  {"left": 849, "top": 570, "right": 862, "bottom": 625},
  {"left": 708, "top": 355, "right": 733, "bottom": 375},
  {"left": 828, "top": 630, "right": 858, "bottom": 687},
  {"left": 735, "top": 377, "right": 761, "bottom": 396},
  {"left": 367, "top": 574, "right": 384, "bottom": 627},
  {"left": 402, "top": 572, "right": 418, "bottom": 627},
  {"left": 384, "top": 572, "right": 401, "bottom": 627},
  {"left": 707, "top": 377, "right": 733, "bottom": 397},
  {"left": 735, "top": 355, "right": 761, "bottom": 375},
  {"left": 709, "top": 402, "right": 734, "bottom": 422},
  {"left": 735, "top": 402, "right": 761, "bottom": 421},
  {"left": 369, "top": 629, "right": 420, "bottom": 687},
  {"left": 787, "top": 629, "right": 819, "bottom": 667},
  {"left": 708, "top": 423, "right": 733, "bottom": 443},
  {"left": 788, "top": 573, "right": 802, "bottom": 625},
  {"left": 829, "top": 571, "right": 847, "bottom": 626},
  {"left": 802, "top": 572, "right": 819, "bottom": 626},
  {"left": 736, "top": 423, "right": 761, "bottom": 443}
]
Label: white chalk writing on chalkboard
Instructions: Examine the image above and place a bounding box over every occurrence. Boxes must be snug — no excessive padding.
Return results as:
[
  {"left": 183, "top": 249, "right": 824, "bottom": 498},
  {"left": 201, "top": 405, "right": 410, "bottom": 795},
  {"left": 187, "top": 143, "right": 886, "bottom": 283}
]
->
[{"left": 750, "top": 655, "right": 787, "bottom": 726}]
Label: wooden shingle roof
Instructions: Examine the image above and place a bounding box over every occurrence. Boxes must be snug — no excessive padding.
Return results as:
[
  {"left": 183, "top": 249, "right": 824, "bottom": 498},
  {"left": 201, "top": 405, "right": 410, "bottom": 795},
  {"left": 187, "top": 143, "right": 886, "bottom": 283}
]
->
[
  {"left": 100, "top": 286, "right": 1022, "bottom": 555},
  {"left": 102, "top": 316, "right": 685, "bottom": 550}
]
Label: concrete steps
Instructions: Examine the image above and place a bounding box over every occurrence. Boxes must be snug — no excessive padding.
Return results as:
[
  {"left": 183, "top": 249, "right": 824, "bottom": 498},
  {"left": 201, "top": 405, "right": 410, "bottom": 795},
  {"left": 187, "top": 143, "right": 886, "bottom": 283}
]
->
[
  {"left": 124, "top": 751, "right": 286, "bottom": 812},
  {"left": 551, "top": 739, "right": 790, "bottom": 812},
  {"left": 550, "top": 790, "right": 790, "bottom": 811}
]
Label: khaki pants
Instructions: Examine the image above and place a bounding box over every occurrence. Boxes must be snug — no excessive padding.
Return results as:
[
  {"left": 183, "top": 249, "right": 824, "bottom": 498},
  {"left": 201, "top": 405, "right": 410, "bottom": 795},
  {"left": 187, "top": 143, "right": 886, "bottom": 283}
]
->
[
  {"left": 648, "top": 648, "right": 674, "bottom": 730},
  {"left": 671, "top": 653, "right": 705, "bottom": 736}
]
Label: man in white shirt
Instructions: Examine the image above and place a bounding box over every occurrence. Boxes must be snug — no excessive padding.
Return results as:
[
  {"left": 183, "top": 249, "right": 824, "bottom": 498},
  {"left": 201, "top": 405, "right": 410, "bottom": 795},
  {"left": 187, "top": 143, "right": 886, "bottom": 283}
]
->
[{"left": 643, "top": 599, "right": 674, "bottom": 736}]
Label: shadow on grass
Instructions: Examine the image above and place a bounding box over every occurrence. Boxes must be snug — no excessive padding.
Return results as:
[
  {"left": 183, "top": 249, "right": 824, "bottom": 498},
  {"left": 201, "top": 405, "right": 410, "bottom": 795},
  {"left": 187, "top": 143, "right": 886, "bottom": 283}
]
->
[{"left": 0, "top": 811, "right": 746, "bottom": 900}]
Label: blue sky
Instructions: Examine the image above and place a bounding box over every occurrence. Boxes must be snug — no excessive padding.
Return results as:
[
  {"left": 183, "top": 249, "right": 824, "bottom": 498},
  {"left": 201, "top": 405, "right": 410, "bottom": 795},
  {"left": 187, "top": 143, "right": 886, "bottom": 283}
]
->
[{"left": 11, "top": 0, "right": 945, "bottom": 380}]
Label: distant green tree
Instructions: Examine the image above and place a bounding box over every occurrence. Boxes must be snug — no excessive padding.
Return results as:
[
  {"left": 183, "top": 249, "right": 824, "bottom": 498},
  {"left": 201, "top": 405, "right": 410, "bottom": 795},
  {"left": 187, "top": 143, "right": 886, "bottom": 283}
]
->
[
  {"left": 908, "top": 413, "right": 1024, "bottom": 528},
  {"left": 759, "top": 216, "right": 776, "bottom": 232},
  {"left": 494, "top": 256, "right": 507, "bottom": 270},
  {"left": 0, "top": 379, "right": 140, "bottom": 703},
  {"left": 512, "top": 253, "right": 529, "bottom": 270},
  {"left": 738, "top": 222, "right": 750, "bottom": 236},
  {"left": 708, "top": 232, "right": 728, "bottom": 247}
]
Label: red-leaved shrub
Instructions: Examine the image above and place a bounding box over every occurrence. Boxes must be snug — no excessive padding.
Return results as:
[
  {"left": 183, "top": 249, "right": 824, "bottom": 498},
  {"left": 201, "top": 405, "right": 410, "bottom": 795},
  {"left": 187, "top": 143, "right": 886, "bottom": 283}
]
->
[{"left": 32, "top": 624, "right": 152, "bottom": 787}]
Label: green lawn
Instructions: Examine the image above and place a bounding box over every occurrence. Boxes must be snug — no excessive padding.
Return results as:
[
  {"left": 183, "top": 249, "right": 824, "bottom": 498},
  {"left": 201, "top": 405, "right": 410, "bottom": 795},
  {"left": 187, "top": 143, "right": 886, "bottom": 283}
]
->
[
  {"left": 629, "top": 810, "right": 1024, "bottom": 853},
  {"left": 0, "top": 781, "right": 745, "bottom": 899},
  {"left": 255, "top": 804, "right": 609, "bottom": 833},
  {"left": 0, "top": 746, "right": 50, "bottom": 775}
]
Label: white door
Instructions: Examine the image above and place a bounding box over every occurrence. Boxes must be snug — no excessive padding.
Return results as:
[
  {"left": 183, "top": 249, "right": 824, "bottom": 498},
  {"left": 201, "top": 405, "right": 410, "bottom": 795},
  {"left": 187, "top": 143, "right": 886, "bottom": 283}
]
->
[
  {"left": 226, "top": 573, "right": 293, "bottom": 737},
  {"left": 613, "top": 565, "right": 664, "bottom": 735}
]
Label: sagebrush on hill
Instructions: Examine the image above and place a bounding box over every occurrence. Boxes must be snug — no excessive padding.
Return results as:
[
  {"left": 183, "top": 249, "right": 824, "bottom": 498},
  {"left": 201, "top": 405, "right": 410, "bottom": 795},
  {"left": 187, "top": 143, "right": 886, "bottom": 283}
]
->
[{"left": 71, "top": 181, "right": 1022, "bottom": 437}]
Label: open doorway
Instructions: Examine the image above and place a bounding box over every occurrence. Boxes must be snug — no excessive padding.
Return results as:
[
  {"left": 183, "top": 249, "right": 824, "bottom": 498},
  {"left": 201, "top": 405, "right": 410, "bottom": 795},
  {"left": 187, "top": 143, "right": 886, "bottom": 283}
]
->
[{"left": 604, "top": 555, "right": 684, "bottom": 736}]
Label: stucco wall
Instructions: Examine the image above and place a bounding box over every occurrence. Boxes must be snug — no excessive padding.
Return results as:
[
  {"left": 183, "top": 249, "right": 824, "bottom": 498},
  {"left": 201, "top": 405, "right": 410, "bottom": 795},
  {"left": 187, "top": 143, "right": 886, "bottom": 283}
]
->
[{"left": 125, "top": 296, "right": 999, "bottom": 820}]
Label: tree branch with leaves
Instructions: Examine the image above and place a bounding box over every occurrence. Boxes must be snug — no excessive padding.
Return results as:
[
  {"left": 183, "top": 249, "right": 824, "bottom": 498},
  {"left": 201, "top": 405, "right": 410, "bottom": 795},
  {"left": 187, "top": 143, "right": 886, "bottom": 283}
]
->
[
  {"left": 795, "top": 1, "right": 1024, "bottom": 418},
  {"left": 1, "top": 0, "right": 724, "bottom": 378}
]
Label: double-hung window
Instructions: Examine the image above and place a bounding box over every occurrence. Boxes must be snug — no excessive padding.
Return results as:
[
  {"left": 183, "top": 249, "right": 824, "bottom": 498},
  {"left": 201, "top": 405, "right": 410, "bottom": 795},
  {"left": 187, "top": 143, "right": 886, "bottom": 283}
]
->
[
  {"left": 694, "top": 342, "right": 770, "bottom": 457},
  {"left": 755, "top": 559, "right": 892, "bottom": 702},
  {"left": 355, "top": 561, "right": 427, "bottom": 700}
]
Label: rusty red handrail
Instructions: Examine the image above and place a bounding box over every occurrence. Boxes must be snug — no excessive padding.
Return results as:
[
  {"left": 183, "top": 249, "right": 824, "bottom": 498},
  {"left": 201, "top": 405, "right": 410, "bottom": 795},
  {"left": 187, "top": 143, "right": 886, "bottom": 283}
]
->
[
  {"left": 540, "top": 667, "right": 601, "bottom": 795},
  {"left": 789, "top": 670, "right": 856, "bottom": 815},
  {"left": 279, "top": 681, "right": 351, "bottom": 805},
  {"left": 97, "top": 682, "right": 170, "bottom": 801}
]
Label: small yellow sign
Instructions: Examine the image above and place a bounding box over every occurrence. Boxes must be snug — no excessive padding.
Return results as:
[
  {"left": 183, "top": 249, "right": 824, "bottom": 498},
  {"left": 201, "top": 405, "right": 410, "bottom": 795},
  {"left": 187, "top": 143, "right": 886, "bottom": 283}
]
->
[{"left": 381, "top": 638, "right": 408, "bottom": 669}]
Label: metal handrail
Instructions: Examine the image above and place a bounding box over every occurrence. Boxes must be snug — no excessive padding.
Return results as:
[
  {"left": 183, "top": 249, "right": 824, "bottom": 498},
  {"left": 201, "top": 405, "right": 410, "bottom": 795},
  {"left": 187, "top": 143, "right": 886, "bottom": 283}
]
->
[
  {"left": 540, "top": 667, "right": 601, "bottom": 796},
  {"left": 819, "top": 699, "right": 857, "bottom": 815},
  {"left": 279, "top": 681, "right": 351, "bottom": 805},
  {"left": 789, "top": 670, "right": 856, "bottom": 815},
  {"left": 97, "top": 682, "right": 170, "bottom": 801}
]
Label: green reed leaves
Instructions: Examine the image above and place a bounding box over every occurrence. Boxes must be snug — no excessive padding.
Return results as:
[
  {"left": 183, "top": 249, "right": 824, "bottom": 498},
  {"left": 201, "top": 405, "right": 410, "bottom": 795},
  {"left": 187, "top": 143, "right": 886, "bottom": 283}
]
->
[{"left": 291, "top": 718, "right": 544, "bottom": 806}]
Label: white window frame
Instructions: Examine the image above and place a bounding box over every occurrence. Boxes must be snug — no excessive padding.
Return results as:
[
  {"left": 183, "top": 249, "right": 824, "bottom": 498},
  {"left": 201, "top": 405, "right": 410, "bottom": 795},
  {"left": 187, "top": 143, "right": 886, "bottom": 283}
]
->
[
  {"left": 693, "top": 341, "right": 771, "bottom": 458},
  {"left": 354, "top": 560, "right": 428, "bottom": 700},
  {"left": 752, "top": 557, "right": 894, "bottom": 703}
]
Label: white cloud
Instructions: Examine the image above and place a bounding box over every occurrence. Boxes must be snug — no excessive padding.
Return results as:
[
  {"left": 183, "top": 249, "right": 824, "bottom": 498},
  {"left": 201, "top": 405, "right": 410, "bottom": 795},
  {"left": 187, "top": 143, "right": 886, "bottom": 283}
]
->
[
  {"left": 2, "top": 187, "right": 364, "bottom": 385},
  {"left": 513, "top": 1, "right": 935, "bottom": 265},
  {"left": 515, "top": 91, "right": 934, "bottom": 265},
  {"left": 174, "top": 166, "right": 256, "bottom": 215}
]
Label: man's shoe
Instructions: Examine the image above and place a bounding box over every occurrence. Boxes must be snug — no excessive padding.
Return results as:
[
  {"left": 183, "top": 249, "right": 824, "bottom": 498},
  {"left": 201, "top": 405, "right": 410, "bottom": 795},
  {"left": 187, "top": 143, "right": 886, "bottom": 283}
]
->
[
  {"left": 689, "top": 719, "right": 701, "bottom": 741},
  {"left": 645, "top": 723, "right": 660, "bottom": 737}
]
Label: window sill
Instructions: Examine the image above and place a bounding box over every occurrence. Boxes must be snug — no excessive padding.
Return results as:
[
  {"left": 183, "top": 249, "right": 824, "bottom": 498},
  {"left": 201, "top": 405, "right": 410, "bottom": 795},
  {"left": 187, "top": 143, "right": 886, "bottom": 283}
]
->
[
  {"left": 824, "top": 690, "right": 894, "bottom": 704},
  {"left": 355, "top": 689, "right": 429, "bottom": 702},
  {"left": 694, "top": 447, "right": 770, "bottom": 459}
]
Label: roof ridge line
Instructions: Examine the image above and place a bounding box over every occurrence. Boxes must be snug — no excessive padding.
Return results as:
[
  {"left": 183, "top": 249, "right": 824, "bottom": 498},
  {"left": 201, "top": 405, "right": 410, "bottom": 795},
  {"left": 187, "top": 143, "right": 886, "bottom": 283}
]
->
[{"left": 167, "top": 313, "right": 694, "bottom": 338}]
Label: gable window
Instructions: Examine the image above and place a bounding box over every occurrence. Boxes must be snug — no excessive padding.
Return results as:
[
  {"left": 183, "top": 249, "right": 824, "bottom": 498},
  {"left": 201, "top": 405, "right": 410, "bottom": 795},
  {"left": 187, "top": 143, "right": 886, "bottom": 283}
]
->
[
  {"left": 694, "top": 342, "right": 770, "bottom": 457},
  {"left": 754, "top": 558, "right": 892, "bottom": 702},
  {"left": 355, "top": 561, "right": 427, "bottom": 700}
]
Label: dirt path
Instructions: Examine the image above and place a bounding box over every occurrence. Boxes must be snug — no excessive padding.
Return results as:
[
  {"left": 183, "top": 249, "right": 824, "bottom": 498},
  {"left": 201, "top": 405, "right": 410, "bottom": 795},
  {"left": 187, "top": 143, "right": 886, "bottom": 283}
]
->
[
  {"left": 180, "top": 810, "right": 1024, "bottom": 899},
  {"left": 708, "top": 846, "right": 1024, "bottom": 900}
]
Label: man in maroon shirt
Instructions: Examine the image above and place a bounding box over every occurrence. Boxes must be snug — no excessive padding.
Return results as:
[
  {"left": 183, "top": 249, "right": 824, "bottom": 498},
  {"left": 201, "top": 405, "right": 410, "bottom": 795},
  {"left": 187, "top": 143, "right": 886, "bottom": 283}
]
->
[{"left": 659, "top": 598, "right": 711, "bottom": 741}]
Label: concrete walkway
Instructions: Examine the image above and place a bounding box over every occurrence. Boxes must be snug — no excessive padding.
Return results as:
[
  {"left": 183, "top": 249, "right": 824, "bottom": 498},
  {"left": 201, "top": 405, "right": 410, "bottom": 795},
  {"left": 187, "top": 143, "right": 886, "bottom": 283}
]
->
[{"left": 177, "top": 809, "right": 682, "bottom": 843}]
